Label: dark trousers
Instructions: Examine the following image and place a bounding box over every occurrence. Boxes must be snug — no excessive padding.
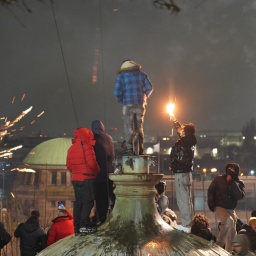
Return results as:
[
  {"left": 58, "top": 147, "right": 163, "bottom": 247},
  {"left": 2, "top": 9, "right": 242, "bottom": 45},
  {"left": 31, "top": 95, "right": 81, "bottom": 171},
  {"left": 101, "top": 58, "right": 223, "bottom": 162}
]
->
[
  {"left": 72, "top": 180, "right": 95, "bottom": 232},
  {"left": 95, "top": 182, "right": 109, "bottom": 223}
]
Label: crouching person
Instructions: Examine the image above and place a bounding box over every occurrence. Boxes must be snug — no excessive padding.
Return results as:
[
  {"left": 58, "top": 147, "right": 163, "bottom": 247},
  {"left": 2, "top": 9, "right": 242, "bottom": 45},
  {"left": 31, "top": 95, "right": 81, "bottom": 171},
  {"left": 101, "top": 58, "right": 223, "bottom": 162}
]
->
[{"left": 155, "top": 181, "right": 177, "bottom": 227}]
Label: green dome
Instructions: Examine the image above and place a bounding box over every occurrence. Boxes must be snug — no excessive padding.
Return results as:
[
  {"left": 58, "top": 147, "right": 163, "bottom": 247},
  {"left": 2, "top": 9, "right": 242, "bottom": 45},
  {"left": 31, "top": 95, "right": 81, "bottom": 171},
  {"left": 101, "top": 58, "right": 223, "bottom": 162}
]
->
[{"left": 22, "top": 138, "right": 72, "bottom": 166}]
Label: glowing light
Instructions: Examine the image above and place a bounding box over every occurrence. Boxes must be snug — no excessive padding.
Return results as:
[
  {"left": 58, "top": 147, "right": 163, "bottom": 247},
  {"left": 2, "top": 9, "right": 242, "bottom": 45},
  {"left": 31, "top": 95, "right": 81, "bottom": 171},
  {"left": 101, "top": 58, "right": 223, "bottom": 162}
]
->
[
  {"left": 21, "top": 94, "right": 26, "bottom": 101},
  {"left": 10, "top": 168, "right": 36, "bottom": 173},
  {"left": 37, "top": 111, "right": 45, "bottom": 117},
  {"left": 166, "top": 102, "right": 175, "bottom": 117}
]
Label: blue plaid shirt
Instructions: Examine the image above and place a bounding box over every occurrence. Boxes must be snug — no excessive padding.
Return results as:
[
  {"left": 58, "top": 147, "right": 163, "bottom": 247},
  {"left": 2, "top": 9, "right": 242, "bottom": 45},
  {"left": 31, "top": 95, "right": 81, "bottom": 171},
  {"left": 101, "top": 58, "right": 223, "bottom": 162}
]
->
[{"left": 114, "top": 70, "right": 153, "bottom": 105}]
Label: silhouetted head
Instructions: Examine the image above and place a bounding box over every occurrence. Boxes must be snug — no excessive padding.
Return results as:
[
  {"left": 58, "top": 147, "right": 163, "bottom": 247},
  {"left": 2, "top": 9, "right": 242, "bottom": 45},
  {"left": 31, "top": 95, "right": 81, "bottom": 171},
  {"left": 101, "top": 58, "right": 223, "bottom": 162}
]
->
[
  {"left": 155, "top": 181, "right": 166, "bottom": 194},
  {"left": 225, "top": 163, "right": 240, "bottom": 181},
  {"left": 182, "top": 123, "right": 195, "bottom": 136},
  {"left": 31, "top": 210, "right": 40, "bottom": 218}
]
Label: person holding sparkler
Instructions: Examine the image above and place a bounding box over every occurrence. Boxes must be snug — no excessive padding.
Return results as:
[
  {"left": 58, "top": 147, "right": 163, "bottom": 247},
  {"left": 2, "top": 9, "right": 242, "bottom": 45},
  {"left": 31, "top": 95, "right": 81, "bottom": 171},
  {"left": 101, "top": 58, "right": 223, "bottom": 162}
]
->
[{"left": 167, "top": 103, "right": 197, "bottom": 233}]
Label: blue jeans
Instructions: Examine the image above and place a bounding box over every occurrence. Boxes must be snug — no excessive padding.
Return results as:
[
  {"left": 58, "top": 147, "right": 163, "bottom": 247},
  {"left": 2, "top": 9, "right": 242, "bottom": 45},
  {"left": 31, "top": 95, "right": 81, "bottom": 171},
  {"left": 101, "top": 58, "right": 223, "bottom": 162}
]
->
[
  {"left": 122, "top": 105, "right": 146, "bottom": 150},
  {"left": 72, "top": 180, "right": 95, "bottom": 232}
]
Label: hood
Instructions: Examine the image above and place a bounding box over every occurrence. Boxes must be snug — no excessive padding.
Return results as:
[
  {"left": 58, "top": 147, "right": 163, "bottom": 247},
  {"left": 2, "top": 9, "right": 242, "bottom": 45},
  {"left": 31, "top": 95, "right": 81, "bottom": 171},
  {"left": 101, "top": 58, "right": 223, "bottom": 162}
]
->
[
  {"left": 72, "top": 128, "right": 96, "bottom": 146},
  {"left": 23, "top": 216, "right": 40, "bottom": 233},
  {"left": 117, "top": 60, "right": 141, "bottom": 74},
  {"left": 91, "top": 120, "right": 105, "bottom": 135},
  {"left": 232, "top": 234, "right": 249, "bottom": 254},
  {"left": 226, "top": 163, "right": 240, "bottom": 181},
  {"left": 181, "top": 134, "right": 197, "bottom": 146}
]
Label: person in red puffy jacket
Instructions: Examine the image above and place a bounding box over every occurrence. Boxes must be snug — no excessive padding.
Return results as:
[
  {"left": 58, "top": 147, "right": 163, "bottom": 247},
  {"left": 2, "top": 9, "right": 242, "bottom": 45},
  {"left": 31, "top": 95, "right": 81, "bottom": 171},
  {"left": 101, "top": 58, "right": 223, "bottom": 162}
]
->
[
  {"left": 47, "top": 209, "right": 74, "bottom": 246},
  {"left": 66, "top": 128, "right": 100, "bottom": 236}
]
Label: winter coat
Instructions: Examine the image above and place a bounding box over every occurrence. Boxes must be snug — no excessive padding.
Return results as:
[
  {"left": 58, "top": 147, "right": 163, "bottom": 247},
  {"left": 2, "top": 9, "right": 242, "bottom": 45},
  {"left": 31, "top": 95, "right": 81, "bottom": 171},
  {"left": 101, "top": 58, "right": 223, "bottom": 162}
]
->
[
  {"left": 207, "top": 174, "right": 245, "bottom": 211},
  {"left": 66, "top": 128, "right": 100, "bottom": 181},
  {"left": 114, "top": 67, "right": 153, "bottom": 106},
  {"left": 91, "top": 120, "right": 115, "bottom": 183},
  {"left": 232, "top": 234, "right": 255, "bottom": 256},
  {"left": 14, "top": 216, "right": 46, "bottom": 256},
  {"left": 239, "top": 224, "right": 256, "bottom": 252},
  {"left": 169, "top": 121, "right": 197, "bottom": 173},
  {"left": 156, "top": 194, "right": 169, "bottom": 217},
  {"left": 47, "top": 210, "right": 74, "bottom": 247},
  {"left": 0, "top": 222, "right": 11, "bottom": 249}
]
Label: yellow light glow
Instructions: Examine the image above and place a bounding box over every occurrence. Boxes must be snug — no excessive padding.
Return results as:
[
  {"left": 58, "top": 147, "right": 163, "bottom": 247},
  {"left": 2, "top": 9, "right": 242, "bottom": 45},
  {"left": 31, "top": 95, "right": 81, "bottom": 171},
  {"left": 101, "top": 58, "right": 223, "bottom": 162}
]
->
[{"left": 166, "top": 102, "right": 175, "bottom": 116}]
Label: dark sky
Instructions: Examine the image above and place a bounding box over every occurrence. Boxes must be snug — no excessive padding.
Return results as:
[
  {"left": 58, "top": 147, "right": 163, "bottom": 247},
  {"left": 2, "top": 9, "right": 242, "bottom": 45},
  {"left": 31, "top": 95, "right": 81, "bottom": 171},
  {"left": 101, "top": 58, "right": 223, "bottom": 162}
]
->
[{"left": 0, "top": 0, "right": 256, "bottom": 139}]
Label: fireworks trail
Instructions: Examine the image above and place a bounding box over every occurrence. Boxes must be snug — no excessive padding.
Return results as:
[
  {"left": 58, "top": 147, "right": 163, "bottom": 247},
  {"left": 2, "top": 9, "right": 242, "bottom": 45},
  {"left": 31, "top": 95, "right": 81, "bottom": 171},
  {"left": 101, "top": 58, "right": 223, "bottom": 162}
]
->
[
  {"left": 10, "top": 168, "right": 36, "bottom": 173},
  {"left": 0, "top": 94, "right": 45, "bottom": 158}
]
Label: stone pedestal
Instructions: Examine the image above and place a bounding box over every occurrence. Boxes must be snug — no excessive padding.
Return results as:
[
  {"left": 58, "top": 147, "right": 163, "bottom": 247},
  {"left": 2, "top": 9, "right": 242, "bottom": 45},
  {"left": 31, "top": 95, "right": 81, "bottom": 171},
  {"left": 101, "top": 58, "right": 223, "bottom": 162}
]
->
[{"left": 37, "top": 156, "right": 229, "bottom": 256}]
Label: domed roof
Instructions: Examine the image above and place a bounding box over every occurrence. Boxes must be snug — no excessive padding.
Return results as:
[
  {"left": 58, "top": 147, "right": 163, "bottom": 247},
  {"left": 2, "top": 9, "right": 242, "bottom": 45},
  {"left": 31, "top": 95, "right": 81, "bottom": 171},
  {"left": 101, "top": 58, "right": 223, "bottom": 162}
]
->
[{"left": 22, "top": 138, "right": 72, "bottom": 166}]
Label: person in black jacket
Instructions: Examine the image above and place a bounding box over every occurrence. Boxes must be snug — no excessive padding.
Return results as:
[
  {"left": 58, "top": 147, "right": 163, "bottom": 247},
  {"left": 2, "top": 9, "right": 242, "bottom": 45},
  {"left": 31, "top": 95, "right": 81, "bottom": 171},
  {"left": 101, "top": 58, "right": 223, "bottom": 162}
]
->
[
  {"left": 14, "top": 210, "right": 46, "bottom": 256},
  {"left": 91, "top": 120, "right": 115, "bottom": 224},
  {"left": 239, "top": 217, "right": 256, "bottom": 253},
  {"left": 169, "top": 115, "right": 197, "bottom": 233},
  {"left": 0, "top": 221, "right": 11, "bottom": 250},
  {"left": 207, "top": 163, "right": 245, "bottom": 253}
]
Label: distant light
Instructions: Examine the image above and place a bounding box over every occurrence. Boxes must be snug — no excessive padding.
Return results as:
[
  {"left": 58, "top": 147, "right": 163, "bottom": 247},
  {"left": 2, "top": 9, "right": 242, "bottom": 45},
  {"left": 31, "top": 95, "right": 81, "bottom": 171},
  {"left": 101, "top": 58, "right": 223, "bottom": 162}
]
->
[
  {"left": 242, "top": 136, "right": 245, "bottom": 139},
  {"left": 197, "top": 165, "right": 200, "bottom": 168},
  {"left": 146, "top": 147, "right": 153, "bottom": 154},
  {"left": 212, "top": 148, "right": 218, "bottom": 158},
  {"left": 203, "top": 168, "right": 207, "bottom": 173},
  {"left": 211, "top": 168, "right": 217, "bottom": 173},
  {"left": 254, "top": 136, "right": 256, "bottom": 140},
  {"left": 167, "top": 148, "right": 172, "bottom": 154},
  {"left": 250, "top": 170, "right": 255, "bottom": 175}
]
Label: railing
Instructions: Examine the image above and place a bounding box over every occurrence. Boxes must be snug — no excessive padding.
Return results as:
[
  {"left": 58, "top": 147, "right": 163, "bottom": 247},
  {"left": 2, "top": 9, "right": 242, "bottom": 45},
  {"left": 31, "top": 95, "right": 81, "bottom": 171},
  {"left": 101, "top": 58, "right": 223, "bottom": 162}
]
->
[{"left": 163, "top": 175, "right": 256, "bottom": 235}]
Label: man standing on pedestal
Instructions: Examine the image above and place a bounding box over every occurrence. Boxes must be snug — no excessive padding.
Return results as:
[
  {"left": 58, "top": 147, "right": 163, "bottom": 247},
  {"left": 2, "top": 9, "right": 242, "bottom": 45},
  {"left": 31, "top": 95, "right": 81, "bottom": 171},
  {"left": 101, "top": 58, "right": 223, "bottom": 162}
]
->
[
  {"left": 169, "top": 115, "right": 197, "bottom": 233},
  {"left": 114, "top": 59, "right": 153, "bottom": 155}
]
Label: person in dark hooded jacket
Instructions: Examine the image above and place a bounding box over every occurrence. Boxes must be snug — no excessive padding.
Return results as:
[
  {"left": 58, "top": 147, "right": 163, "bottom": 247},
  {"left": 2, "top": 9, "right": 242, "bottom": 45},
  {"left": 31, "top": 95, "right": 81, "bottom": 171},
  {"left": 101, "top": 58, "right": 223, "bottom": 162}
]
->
[
  {"left": 207, "top": 163, "right": 245, "bottom": 253},
  {"left": 14, "top": 210, "right": 46, "bottom": 256},
  {"left": 231, "top": 234, "right": 254, "bottom": 256},
  {"left": 0, "top": 221, "right": 11, "bottom": 249},
  {"left": 169, "top": 115, "right": 197, "bottom": 233},
  {"left": 91, "top": 120, "right": 115, "bottom": 224}
]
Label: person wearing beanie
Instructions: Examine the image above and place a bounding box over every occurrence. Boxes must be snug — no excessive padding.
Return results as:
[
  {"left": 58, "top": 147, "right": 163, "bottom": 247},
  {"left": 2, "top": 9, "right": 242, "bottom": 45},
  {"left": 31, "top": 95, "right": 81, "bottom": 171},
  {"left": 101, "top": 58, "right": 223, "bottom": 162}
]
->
[
  {"left": 251, "top": 210, "right": 256, "bottom": 217},
  {"left": 207, "top": 163, "right": 246, "bottom": 252},
  {"left": 239, "top": 217, "right": 256, "bottom": 252},
  {"left": 114, "top": 59, "right": 153, "bottom": 155},
  {"left": 231, "top": 234, "right": 255, "bottom": 256},
  {"left": 14, "top": 210, "right": 46, "bottom": 256},
  {"left": 169, "top": 114, "right": 197, "bottom": 233}
]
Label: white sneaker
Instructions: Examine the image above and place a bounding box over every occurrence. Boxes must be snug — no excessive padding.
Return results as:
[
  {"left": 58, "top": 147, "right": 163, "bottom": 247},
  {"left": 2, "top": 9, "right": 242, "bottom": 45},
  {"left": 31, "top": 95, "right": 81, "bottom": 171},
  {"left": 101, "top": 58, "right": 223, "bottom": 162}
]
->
[{"left": 174, "top": 224, "right": 191, "bottom": 233}]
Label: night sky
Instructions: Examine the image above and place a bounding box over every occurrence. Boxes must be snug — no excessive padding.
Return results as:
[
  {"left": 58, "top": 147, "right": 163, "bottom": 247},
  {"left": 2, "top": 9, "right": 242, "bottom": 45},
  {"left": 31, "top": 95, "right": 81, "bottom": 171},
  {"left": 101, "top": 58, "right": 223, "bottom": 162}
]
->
[{"left": 1, "top": 0, "right": 256, "bottom": 139}]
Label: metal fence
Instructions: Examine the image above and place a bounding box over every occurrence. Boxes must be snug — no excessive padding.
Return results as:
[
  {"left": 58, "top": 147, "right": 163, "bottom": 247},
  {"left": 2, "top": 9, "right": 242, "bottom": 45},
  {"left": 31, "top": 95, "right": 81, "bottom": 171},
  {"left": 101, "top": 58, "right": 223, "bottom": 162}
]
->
[{"left": 163, "top": 175, "right": 256, "bottom": 235}]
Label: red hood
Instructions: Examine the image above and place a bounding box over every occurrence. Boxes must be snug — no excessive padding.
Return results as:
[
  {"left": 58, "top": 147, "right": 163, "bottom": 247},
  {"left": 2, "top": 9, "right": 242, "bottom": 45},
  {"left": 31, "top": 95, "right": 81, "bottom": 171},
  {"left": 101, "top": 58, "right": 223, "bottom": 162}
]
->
[{"left": 72, "top": 128, "right": 96, "bottom": 146}]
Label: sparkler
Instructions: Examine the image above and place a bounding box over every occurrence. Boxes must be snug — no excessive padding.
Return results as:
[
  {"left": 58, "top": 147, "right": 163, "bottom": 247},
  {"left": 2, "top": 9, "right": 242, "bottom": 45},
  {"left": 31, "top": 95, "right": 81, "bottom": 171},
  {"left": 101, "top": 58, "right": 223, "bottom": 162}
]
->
[
  {"left": 166, "top": 102, "right": 175, "bottom": 118},
  {"left": 0, "top": 145, "right": 23, "bottom": 158}
]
